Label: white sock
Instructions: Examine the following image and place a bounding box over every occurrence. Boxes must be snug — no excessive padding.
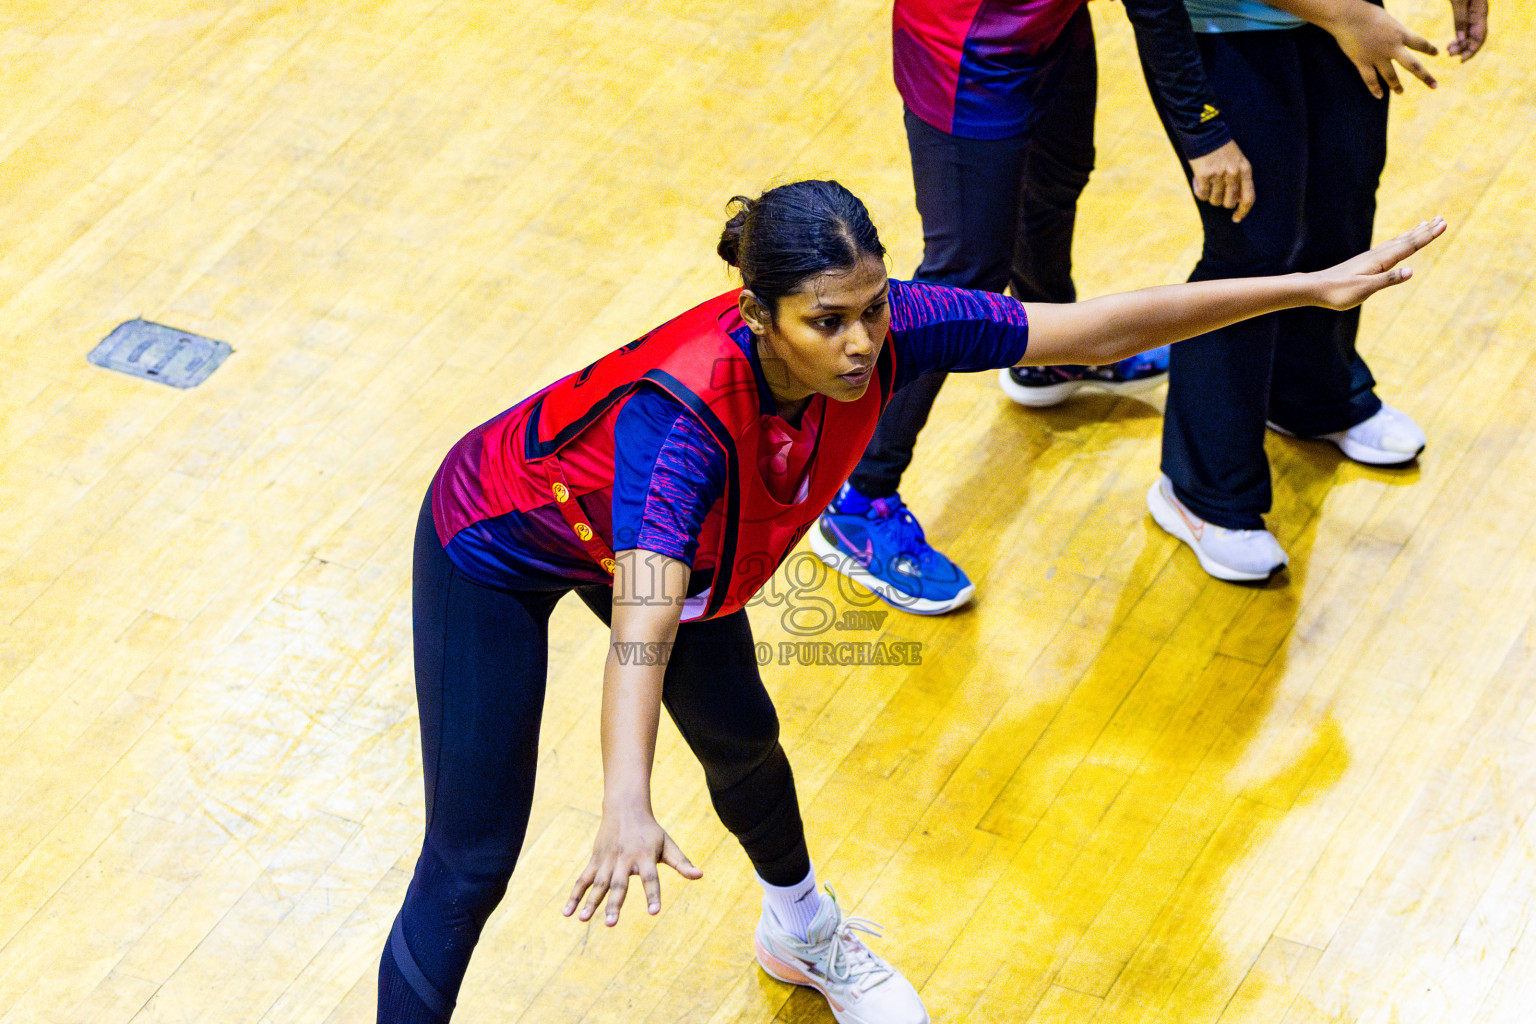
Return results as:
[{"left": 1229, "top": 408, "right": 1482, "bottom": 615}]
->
[{"left": 757, "top": 867, "right": 823, "bottom": 941}]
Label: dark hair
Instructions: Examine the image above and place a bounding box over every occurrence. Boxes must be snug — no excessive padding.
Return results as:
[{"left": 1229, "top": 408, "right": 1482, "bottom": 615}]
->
[{"left": 717, "top": 180, "right": 887, "bottom": 317}]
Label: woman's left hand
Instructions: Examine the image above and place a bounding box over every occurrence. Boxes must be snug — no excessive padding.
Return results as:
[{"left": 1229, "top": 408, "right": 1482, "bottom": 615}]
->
[
  {"left": 1306, "top": 216, "right": 1447, "bottom": 310},
  {"left": 1323, "top": 1, "right": 1439, "bottom": 97},
  {"left": 1188, "top": 140, "right": 1256, "bottom": 224}
]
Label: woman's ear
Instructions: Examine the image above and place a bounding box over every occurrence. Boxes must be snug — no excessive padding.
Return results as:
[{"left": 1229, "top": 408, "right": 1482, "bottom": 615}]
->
[{"left": 738, "top": 289, "right": 771, "bottom": 335}]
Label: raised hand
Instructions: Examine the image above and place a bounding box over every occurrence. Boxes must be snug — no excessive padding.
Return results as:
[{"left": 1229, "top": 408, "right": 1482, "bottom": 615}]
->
[
  {"left": 1306, "top": 216, "right": 1447, "bottom": 311},
  {"left": 564, "top": 803, "right": 702, "bottom": 926}
]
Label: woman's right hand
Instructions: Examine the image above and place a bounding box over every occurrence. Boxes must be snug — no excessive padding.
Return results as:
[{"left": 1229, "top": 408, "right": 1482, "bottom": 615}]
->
[
  {"left": 564, "top": 803, "right": 701, "bottom": 927},
  {"left": 1306, "top": 216, "right": 1446, "bottom": 311}
]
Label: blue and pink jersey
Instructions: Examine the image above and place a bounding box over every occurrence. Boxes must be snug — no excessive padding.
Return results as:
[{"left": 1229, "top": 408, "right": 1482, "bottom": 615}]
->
[
  {"left": 431, "top": 280, "right": 1029, "bottom": 593},
  {"left": 895, "top": 0, "right": 1089, "bottom": 140},
  {"left": 894, "top": 0, "right": 1232, "bottom": 158}
]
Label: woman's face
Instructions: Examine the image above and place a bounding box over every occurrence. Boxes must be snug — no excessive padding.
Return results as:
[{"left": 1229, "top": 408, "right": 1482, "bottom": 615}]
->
[{"left": 741, "top": 255, "right": 890, "bottom": 412}]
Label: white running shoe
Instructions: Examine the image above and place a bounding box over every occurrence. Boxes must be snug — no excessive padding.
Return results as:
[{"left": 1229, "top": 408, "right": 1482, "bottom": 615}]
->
[
  {"left": 1268, "top": 404, "right": 1425, "bottom": 466},
  {"left": 754, "top": 886, "right": 929, "bottom": 1024},
  {"left": 1147, "top": 475, "right": 1288, "bottom": 582},
  {"left": 997, "top": 347, "right": 1170, "bottom": 409}
]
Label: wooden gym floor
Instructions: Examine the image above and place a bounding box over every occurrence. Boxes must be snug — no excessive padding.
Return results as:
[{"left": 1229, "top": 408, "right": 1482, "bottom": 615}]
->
[{"left": 3, "top": 1, "right": 1535, "bottom": 1021}]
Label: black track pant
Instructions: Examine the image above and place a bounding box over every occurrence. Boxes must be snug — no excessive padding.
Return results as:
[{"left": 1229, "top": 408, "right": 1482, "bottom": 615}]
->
[
  {"left": 1144, "top": 23, "right": 1388, "bottom": 528},
  {"left": 378, "top": 492, "right": 808, "bottom": 1021},
  {"left": 848, "top": 5, "right": 1096, "bottom": 499}
]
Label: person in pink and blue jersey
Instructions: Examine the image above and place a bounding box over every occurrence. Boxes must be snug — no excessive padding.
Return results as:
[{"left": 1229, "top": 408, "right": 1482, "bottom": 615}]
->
[{"left": 814, "top": 0, "right": 1261, "bottom": 615}]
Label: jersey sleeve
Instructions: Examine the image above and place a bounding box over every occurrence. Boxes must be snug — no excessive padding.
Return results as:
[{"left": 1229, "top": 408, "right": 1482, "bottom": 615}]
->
[
  {"left": 1123, "top": 0, "right": 1233, "bottom": 160},
  {"left": 886, "top": 279, "right": 1031, "bottom": 391},
  {"left": 611, "top": 386, "right": 729, "bottom": 565}
]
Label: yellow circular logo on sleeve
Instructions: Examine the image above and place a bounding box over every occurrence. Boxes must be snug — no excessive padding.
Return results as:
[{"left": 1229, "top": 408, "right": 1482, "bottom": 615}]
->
[
  {"left": 575, "top": 523, "right": 593, "bottom": 541},
  {"left": 600, "top": 558, "right": 617, "bottom": 575},
  {"left": 552, "top": 483, "right": 570, "bottom": 503}
]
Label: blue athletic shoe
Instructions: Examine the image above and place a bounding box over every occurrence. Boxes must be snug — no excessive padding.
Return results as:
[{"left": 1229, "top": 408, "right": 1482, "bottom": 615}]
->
[
  {"left": 998, "top": 346, "right": 1170, "bottom": 408},
  {"left": 809, "top": 484, "right": 975, "bottom": 615}
]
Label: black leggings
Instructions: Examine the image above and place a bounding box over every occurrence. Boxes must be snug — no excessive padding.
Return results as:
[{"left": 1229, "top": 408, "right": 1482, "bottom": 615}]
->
[{"left": 379, "top": 493, "right": 809, "bottom": 1021}]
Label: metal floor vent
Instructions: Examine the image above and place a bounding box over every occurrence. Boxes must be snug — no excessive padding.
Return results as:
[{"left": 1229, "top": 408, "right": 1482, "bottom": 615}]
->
[{"left": 88, "top": 319, "right": 232, "bottom": 388}]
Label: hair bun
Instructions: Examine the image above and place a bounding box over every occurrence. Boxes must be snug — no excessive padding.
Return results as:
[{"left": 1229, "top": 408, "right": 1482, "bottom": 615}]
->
[
  {"left": 717, "top": 195, "right": 754, "bottom": 267},
  {"left": 714, "top": 182, "right": 886, "bottom": 317}
]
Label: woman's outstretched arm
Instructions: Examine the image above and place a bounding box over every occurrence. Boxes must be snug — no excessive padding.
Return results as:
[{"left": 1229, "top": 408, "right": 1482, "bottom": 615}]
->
[
  {"left": 564, "top": 549, "right": 702, "bottom": 927},
  {"left": 1018, "top": 216, "right": 1445, "bottom": 368}
]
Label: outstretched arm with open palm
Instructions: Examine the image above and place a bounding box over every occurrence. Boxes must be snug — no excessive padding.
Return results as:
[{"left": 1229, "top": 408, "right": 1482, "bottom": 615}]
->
[{"left": 1018, "top": 217, "right": 1446, "bottom": 368}]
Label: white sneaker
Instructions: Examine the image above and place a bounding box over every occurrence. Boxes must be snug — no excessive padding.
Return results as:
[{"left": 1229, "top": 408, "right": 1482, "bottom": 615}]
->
[
  {"left": 1268, "top": 404, "right": 1425, "bottom": 466},
  {"left": 1147, "top": 476, "right": 1287, "bottom": 582},
  {"left": 997, "top": 347, "right": 1170, "bottom": 409},
  {"left": 754, "top": 886, "right": 929, "bottom": 1024}
]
